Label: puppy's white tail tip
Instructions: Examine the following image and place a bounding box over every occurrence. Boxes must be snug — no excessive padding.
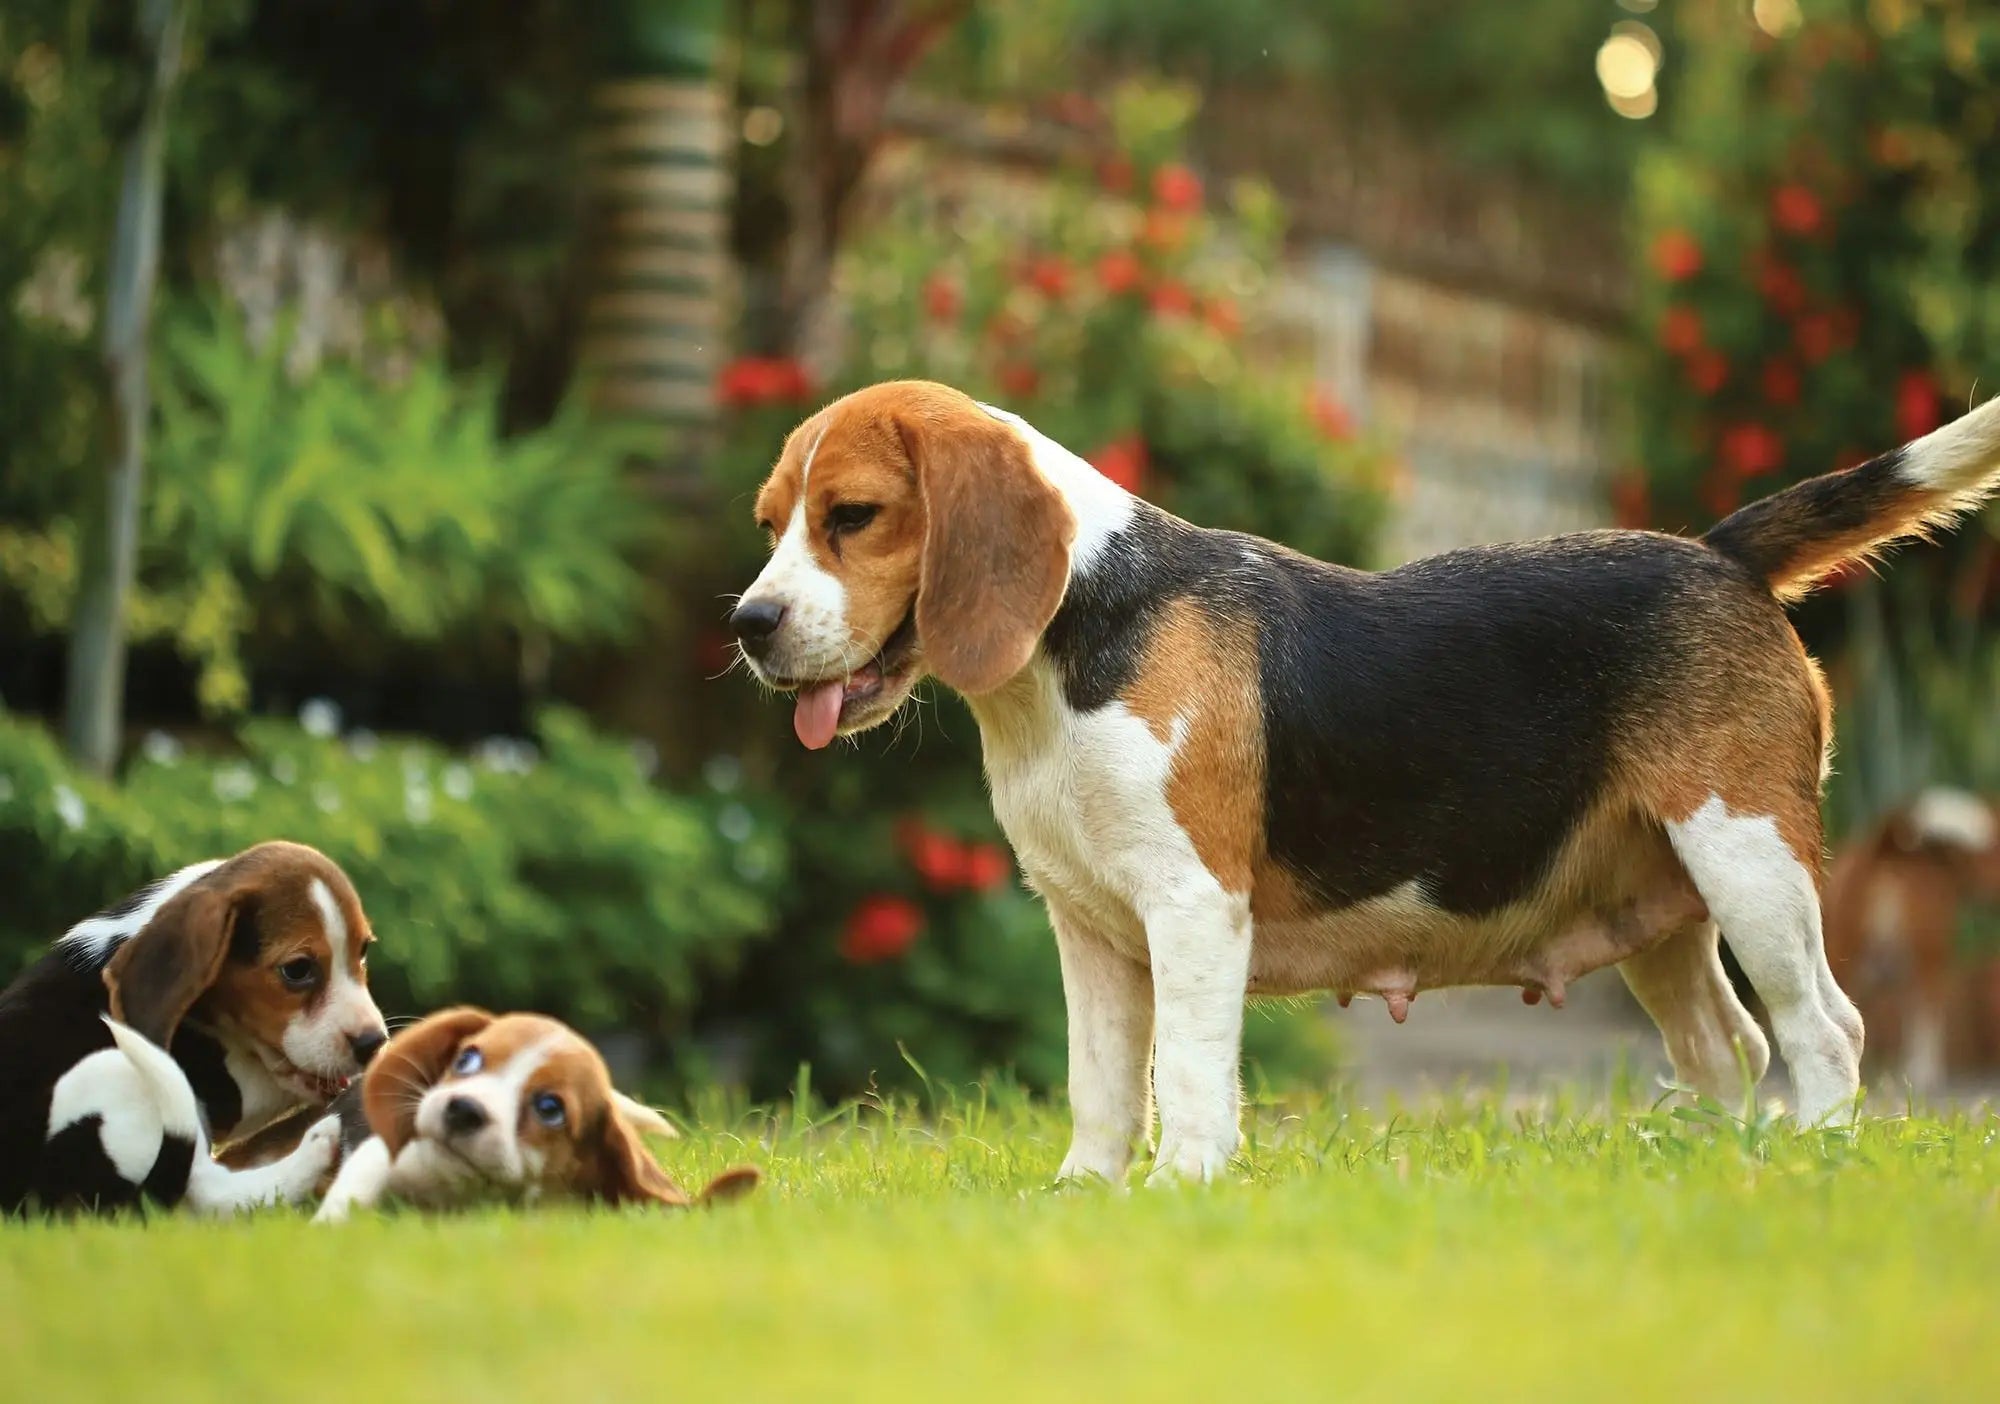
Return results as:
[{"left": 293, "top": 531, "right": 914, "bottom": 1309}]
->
[{"left": 100, "top": 1015, "right": 204, "bottom": 1143}]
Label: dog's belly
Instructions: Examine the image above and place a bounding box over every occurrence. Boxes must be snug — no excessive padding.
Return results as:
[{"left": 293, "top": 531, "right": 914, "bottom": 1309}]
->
[{"left": 1247, "top": 817, "right": 1708, "bottom": 1007}]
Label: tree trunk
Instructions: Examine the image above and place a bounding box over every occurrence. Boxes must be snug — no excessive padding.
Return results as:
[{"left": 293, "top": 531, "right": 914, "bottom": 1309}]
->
[
  {"left": 580, "top": 0, "right": 733, "bottom": 483},
  {"left": 64, "top": 0, "right": 184, "bottom": 774}
]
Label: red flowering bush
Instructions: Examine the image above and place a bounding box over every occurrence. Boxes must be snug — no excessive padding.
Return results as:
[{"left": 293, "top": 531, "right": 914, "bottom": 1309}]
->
[{"left": 1629, "top": 0, "right": 2000, "bottom": 563}]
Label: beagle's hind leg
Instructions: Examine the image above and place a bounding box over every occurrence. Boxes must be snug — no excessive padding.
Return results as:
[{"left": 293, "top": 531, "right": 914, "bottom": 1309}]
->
[
  {"left": 1665, "top": 799, "right": 1862, "bottom": 1125},
  {"left": 1618, "top": 920, "right": 1769, "bottom": 1107}
]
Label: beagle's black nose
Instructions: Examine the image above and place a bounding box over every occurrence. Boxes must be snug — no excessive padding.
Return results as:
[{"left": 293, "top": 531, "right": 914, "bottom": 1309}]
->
[
  {"left": 442, "top": 1096, "right": 488, "bottom": 1137},
  {"left": 729, "top": 600, "right": 786, "bottom": 655},
  {"left": 348, "top": 1030, "right": 387, "bottom": 1066}
]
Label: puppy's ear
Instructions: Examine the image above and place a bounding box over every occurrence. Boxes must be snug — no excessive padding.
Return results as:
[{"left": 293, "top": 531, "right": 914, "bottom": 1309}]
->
[
  {"left": 596, "top": 1106, "right": 693, "bottom": 1209},
  {"left": 696, "top": 1165, "right": 762, "bottom": 1206},
  {"left": 362, "top": 1007, "right": 493, "bottom": 1154},
  {"left": 611, "top": 1090, "right": 680, "bottom": 1140},
  {"left": 102, "top": 882, "right": 241, "bottom": 1048},
  {"left": 899, "top": 405, "right": 1075, "bottom": 696}
]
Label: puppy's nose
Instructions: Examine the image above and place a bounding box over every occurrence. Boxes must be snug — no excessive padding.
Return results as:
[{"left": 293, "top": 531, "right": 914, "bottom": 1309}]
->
[
  {"left": 729, "top": 599, "right": 786, "bottom": 654},
  {"left": 347, "top": 1029, "right": 387, "bottom": 1066},
  {"left": 442, "top": 1096, "right": 488, "bottom": 1137}
]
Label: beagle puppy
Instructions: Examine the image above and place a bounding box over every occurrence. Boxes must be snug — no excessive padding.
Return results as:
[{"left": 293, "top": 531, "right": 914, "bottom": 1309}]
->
[
  {"left": 315, "top": 1008, "right": 758, "bottom": 1221},
  {"left": 729, "top": 378, "right": 2000, "bottom": 1180},
  {"left": 1823, "top": 788, "right": 2000, "bottom": 1094},
  {"left": 0, "top": 841, "right": 389, "bottom": 1214}
]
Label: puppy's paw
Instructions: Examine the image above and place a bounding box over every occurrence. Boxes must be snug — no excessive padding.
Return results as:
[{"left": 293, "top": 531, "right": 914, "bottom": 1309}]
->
[
  {"left": 278, "top": 1115, "right": 343, "bottom": 1203},
  {"left": 1144, "top": 1137, "right": 1234, "bottom": 1187}
]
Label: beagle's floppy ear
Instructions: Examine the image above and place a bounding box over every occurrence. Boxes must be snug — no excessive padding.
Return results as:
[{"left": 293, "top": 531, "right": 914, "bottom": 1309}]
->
[
  {"left": 611, "top": 1090, "right": 681, "bottom": 1139},
  {"left": 595, "top": 1104, "right": 694, "bottom": 1208},
  {"left": 362, "top": 1007, "right": 494, "bottom": 1154},
  {"left": 102, "top": 881, "right": 241, "bottom": 1049},
  {"left": 898, "top": 406, "right": 1076, "bottom": 696}
]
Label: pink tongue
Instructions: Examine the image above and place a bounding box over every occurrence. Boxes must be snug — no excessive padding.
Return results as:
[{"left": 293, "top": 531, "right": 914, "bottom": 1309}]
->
[{"left": 793, "top": 681, "right": 845, "bottom": 750}]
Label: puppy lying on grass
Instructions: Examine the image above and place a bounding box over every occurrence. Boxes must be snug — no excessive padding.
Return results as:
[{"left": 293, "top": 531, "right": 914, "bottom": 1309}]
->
[{"left": 316, "top": 1007, "right": 758, "bottom": 1221}]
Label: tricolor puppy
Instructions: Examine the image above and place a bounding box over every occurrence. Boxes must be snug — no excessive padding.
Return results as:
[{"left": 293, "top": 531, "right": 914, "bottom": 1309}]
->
[
  {"left": 1823, "top": 787, "right": 2000, "bottom": 1094},
  {"left": 315, "top": 1008, "right": 758, "bottom": 1221},
  {"left": 731, "top": 378, "right": 2000, "bottom": 1181},
  {"left": 0, "top": 841, "right": 389, "bottom": 1214}
]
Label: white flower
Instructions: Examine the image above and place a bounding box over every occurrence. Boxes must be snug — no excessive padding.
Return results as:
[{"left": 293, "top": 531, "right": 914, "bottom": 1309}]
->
[
  {"left": 442, "top": 763, "right": 474, "bottom": 802},
  {"left": 401, "top": 748, "right": 429, "bottom": 782},
  {"left": 473, "top": 737, "right": 537, "bottom": 775},
  {"left": 212, "top": 764, "right": 257, "bottom": 803},
  {"left": 300, "top": 698, "right": 342, "bottom": 738},
  {"left": 141, "top": 731, "right": 182, "bottom": 766},
  {"left": 346, "top": 729, "right": 380, "bottom": 761},
  {"left": 52, "top": 783, "right": 86, "bottom": 832},
  {"left": 313, "top": 782, "right": 343, "bottom": 813},
  {"left": 718, "top": 803, "right": 754, "bottom": 844},
  {"left": 404, "top": 783, "right": 433, "bottom": 825},
  {"left": 702, "top": 754, "right": 744, "bottom": 794}
]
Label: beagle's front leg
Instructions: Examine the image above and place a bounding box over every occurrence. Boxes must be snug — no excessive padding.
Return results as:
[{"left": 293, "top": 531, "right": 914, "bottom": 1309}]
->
[
  {"left": 1052, "top": 909, "right": 1154, "bottom": 1184},
  {"left": 312, "top": 1134, "right": 392, "bottom": 1223},
  {"left": 1144, "top": 889, "right": 1253, "bottom": 1184}
]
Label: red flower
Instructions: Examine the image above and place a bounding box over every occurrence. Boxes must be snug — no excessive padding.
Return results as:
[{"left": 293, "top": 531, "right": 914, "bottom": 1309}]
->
[
  {"left": 923, "top": 272, "right": 962, "bottom": 322},
  {"left": 1794, "top": 314, "right": 1837, "bottom": 365},
  {"left": 1651, "top": 229, "right": 1703, "bottom": 282},
  {"left": 1148, "top": 280, "right": 1194, "bottom": 318},
  {"left": 898, "top": 820, "right": 969, "bottom": 891},
  {"left": 1026, "top": 256, "right": 1072, "bottom": 300},
  {"left": 1686, "top": 350, "right": 1730, "bottom": 395},
  {"left": 1152, "top": 163, "right": 1204, "bottom": 213},
  {"left": 997, "top": 362, "right": 1040, "bottom": 397},
  {"left": 717, "top": 357, "right": 815, "bottom": 409},
  {"left": 1088, "top": 435, "right": 1149, "bottom": 494},
  {"left": 1897, "top": 369, "right": 1941, "bottom": 440},
  {"left": 1755, "top": 254, "right": 1807, "bottom": 316},
  {"left": 961, "top": 843, "right": 1012, "bottom": 892},
  {"left": 1099, "top": 157, "right": 1135, "bottom": 195},
  {"left": 1611, "top": 472, "right": 1651, "bottom": 529},
  {"left": 1096, "top": 249, "right": 1144, "bottom": 296},
  {"left": 1760, "top": 358, "right": 1802, "bottom": 407},
  {"left": 1203, "top": 297, "right": 1241, "bottom": 338},
  {"left": 1771, "top": 184, "right": 1824, "bottom": 237},
  {"left": 839, "top": 895, "right": 925, "bottom": 964},
  {"left": 1660, "top": 305, "right": 1704, "bottom": 357},
  {"left": 1721, "top": 422, "right": 1786, "bottom": 480},
  {"left": 1308, "top": 389, "right": 1355, "bottom": 442}
]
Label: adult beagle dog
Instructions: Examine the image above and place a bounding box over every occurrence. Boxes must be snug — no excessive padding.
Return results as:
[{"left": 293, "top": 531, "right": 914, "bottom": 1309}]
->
[
  {"left": 0, "top": 841, "right": 388, "bottom": 1214},
  {"left": 1823, "top": 787, "right": 2000, "bottom": 1093},
  {"left": 730, "top": 378, "right": 2000, "bottom": 1182},
  {"left": 316, "top": 1008, "right": 758, "bottom": 1220}
]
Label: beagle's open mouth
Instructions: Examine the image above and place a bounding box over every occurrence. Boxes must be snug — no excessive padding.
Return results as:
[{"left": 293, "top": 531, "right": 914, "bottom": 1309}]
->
[{"left": 781, "top": 608, "right": 919, "bottom": 750}]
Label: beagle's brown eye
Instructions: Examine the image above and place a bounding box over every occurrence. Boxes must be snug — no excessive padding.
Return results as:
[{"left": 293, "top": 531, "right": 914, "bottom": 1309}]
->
[
  {"left": 825, "top": 503, "right": 879, "bottom": 536},
  {"left": 277, "top": 956, "right": 320, "bottom": 989}
]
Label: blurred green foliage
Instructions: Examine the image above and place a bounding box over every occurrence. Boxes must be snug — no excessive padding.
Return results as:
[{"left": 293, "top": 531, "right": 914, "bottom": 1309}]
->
[
  {"left": 0, "top": 704, "right": 784, "bottom": 1077},
  {"left": 934, "top": 0, "right": 1646, "bottom": 194},
  {"left": 0, "top": 302, "right": 657, "bottom": 715}
]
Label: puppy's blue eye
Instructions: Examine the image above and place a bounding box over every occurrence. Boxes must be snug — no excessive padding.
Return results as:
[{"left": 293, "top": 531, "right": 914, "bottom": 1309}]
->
[
  {"left": 452, "top": 1047, "right": 484, "bottom": 1076},
  {"left": 531, "top": 1091, "right": 566, "bottom": 1128}
]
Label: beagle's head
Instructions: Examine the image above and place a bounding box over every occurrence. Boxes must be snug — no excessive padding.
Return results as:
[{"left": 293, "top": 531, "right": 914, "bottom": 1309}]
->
[
  {"left": 732, "top": 380, "right": 1077, "bottom": 748},
  {"left": 98, "top": 841, "right": 387, "bottom": 1103},
  {"left": 1891, "top": 787, "right": 2000, "bottom": 897},
  {"left": 362, "top": 1008, "right": 757, "bottom": 1208}
]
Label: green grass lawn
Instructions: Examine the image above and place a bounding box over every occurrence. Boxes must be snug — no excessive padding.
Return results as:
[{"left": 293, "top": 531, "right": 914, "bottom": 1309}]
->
[{"left": 4, "top": 1087, "right": 1997, "bottom": 1402}]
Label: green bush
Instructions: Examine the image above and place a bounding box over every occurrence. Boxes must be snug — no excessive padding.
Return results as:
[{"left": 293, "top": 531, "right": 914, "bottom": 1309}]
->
[
  {"left": 0, "top": 301, "right": 658, "bottom": 714},
  {"left": 0, "top": 706, "right": 784, "bottom": 1082}
]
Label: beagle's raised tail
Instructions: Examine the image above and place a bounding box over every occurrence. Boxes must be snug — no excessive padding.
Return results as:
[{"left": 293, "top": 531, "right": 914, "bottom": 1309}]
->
[{"left": 1704, "top": 393, "right": 2000, "bottom": 601}]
